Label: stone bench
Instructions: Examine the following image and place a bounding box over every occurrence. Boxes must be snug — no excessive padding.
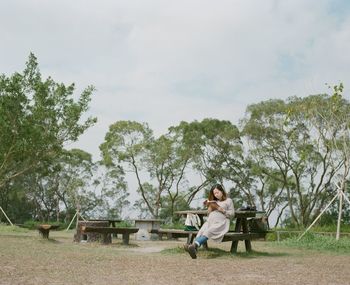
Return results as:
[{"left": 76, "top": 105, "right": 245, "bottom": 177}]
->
[
  {"left": 82, "top": 226, "right": 139, "bottom": 245},
  {"left": 134, "top": 219, "right": 162, "bottom": 240},
  {"left": 37, "top": 224, "right": 60, "bottom": 239}
]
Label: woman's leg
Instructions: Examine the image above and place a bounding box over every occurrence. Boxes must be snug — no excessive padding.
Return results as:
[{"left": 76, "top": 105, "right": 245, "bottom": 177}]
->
[
  {"left": 186, "top": 235, "right": 208, "bottom": 259},
  {"left": 194, "top": 235, "right": 208, "bottom": 248}
]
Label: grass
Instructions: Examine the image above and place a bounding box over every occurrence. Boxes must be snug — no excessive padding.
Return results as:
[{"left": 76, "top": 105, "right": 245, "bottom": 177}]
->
[
  {"left": 0, "top": 223, "right": 29, "bottom": 233},
  {"left": 277, "top": 232, "right": 350, "bottom": 253}
]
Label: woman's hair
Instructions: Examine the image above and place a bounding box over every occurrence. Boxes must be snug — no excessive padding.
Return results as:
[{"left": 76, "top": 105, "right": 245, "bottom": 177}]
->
[{"left": 208, "top": 183, "right": 227, "bottom": 201}]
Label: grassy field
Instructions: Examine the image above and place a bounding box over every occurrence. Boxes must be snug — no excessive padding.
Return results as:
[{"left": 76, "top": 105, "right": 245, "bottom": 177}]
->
[{"left": 1, "top": 226, "right": 350, "bottom": 285}]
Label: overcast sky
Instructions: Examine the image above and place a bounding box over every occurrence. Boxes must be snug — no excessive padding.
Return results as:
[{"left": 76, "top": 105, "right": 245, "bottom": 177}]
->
[{"left": 1, "top": 0, "right": 350, "bottom": 160}]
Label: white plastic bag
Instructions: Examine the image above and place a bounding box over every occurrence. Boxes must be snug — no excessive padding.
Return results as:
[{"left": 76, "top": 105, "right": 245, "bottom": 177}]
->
[{"left": 184, "top": 213, "right": 201, "bottom": 230}]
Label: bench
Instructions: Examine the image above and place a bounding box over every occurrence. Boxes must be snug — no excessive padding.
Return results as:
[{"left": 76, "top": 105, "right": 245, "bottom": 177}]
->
[
  {"left": 82, "top": 226, "right": 139, "bottom": 245},
  {"left": 37, "top": 224, "right": 60, "bottom": 239},
  {"left": 156, "top": 229, "right": 198, "bottom": 244},
  {"left": 154, "top": 228, "right": 268, "bottom": 253}
]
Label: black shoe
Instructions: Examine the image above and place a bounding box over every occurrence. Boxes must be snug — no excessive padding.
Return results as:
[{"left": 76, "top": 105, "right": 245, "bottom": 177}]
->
[{"left": 187, "top": 244, "right": 197, "bottom": 259}]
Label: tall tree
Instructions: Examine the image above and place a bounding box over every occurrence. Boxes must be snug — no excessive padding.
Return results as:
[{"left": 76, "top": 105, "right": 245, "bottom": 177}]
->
[
  {"left": 100, "top": 121, "right": 160, "bottom": 216},
  {"left": 296, "top": 84, "right": 350, "bottom": 236},
  {"left": 170, "top": 119, "right": 244, "bottom": 204},
  {"left": 241, "top": 98, "right": 338, "bottom": 227},
  {"left": 0, "top": 53, "right": 96, "bottom": 193}
]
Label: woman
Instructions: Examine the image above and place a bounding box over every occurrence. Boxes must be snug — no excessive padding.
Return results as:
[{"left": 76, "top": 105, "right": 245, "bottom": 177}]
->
[{"left": 184, "top": 184, "right": 235, "bottom": 259}]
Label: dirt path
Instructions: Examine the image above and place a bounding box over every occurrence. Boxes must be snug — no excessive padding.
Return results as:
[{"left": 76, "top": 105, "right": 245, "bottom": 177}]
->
[{"left": 0, "top": 232, "right": 349, "bottom": 285}]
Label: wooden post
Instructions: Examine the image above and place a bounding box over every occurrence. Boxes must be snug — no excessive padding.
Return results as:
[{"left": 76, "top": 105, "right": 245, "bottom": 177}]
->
[
  {"left": 298, "top": 193, "right": 338, "bottom": 241},
  {"left": 66, "top": 211, "right": 77, "bottom": 231},
  {"left": 0, "top": 206, "right": 13, "bottom": 226},
  {"left": 336, "top": 190, "right": 343, "bottom": 240}
]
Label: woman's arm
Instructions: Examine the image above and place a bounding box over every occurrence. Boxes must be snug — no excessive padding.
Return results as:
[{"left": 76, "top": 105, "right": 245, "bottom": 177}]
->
[{"left": 222, "top": 198, "right": 235, "bottom": 218}]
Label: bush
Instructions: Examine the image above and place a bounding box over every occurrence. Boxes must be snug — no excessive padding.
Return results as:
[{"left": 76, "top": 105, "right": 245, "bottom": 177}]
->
[{"left": 117, "top": 220, "right": 133, "bottom": 228}]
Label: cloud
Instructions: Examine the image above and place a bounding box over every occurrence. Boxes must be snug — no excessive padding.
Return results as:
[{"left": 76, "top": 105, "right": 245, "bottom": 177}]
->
[{"left": 1, "top": 0, "right": 350, "bottom": 160}]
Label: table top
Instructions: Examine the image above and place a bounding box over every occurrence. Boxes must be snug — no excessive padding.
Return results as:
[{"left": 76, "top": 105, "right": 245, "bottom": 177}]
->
[
  {"left": 134, "top": 219, "right": 163, "bottom": 222},
  {"left": 88, "top": 219, "right": 122, "bottom": 222},
  {"left": 174, "top": 210, "right": 208, "bottom": 215},
  {"left": 174, "top": 210, "right": 264, "bottom": 218}
]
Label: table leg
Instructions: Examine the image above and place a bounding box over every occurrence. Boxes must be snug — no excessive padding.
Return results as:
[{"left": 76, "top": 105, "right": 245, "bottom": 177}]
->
[
  {"left": 242, "top": 218, "right": 252, "bottom": 252},
  {"left": 187, "top": 233, "right": 194, "bottom": 244},
  {"left": 230, "top": 218, "right": 242, "bottom": 253},
  {"left": 110, "top": 222, "right": 117, "bottom": 238},
  {"left": 122, "top": 233, "right": 130, "bottom": 245},
  {"left": 40, "top": 228, "right": 50, "bottom": 239}
]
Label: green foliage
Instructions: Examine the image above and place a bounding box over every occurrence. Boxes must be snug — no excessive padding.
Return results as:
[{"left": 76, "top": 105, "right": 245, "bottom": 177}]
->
[
  {"left": 241, "top": 90, "right": 350, "bottom": 227},
  {"left": 0, "top": 53, "right": 96, "bottom": 187},
  {"left": 0, "top": 53, "right": 96, "bottom": 222},
  {"left": 116, "top": 220, "right": 133, "bottom": 228}
]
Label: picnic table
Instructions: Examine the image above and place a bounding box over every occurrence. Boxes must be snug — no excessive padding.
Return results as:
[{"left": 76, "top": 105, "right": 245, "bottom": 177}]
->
[
  {"left": 88, "top": 219, "right": 122, "bottom": 228},
  {"left": 82, "top": 226, "right": 139, "bottom": 245},
  {"left": 134, "top": 219, "right": 163, "bottom": 240},
  {"left": 165, "top": 209, "right": 267, "bottom": 253}
]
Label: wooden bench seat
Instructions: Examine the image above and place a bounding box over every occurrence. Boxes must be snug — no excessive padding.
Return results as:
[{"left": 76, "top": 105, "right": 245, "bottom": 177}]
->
[
  {"left": 156, "top": 229, "right": 198, "bottom": 244},
  {"left": 37, "top": 224, "right": 60, "bottom": 239},
  {"left": 82, "top": 226, "right": 139, "bottom": 245},
  {"left": 154, "top": 228, "right": 268, "bottom": 253}
]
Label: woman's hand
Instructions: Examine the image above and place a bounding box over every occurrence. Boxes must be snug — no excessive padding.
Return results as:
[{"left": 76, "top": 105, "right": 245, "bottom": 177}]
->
[{"left": 217, "top": 206, "right": 226, "bottom": 214}]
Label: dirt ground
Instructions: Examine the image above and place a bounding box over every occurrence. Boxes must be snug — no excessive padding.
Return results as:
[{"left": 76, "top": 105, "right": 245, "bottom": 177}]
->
[{"left": 0, "top": 230, "right": 350, "bottom": 285}]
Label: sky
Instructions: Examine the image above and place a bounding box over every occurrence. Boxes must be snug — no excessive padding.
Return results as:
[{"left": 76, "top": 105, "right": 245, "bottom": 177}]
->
[{"left": 1, "top": 0, "right": 350, "bottom": 161}]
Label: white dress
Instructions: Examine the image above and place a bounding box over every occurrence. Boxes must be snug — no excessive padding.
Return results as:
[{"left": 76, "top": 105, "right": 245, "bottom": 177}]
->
[{"left": 196, "top": 198, "right": 235, "bottom": 242}]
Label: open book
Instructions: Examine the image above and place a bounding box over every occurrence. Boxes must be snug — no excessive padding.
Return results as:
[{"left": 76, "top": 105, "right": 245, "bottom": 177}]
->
[{"left": 204, "top": 200, "right": 220, "bottom": 210}]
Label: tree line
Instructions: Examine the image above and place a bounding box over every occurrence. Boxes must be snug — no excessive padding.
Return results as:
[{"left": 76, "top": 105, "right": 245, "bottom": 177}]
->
[{"left": 1, "top": 54, "right": 349, "bottom": 228}]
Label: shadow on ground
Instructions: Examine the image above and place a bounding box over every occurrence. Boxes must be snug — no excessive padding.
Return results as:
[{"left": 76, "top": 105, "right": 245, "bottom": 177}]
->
[{"left": 161, "top": 246, "right": 290, "bottom": 259}]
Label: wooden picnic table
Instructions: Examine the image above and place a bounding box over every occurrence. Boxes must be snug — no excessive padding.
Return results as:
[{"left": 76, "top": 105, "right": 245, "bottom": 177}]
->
[
  {"left": 82, "top": 226, "right": 139, "bottom": 245},
  {"left": 174, "top": 209, "right": 266, "bottom": 253},
  {"left": 87, "top": 219, "right": 122, "bottom": 228}
]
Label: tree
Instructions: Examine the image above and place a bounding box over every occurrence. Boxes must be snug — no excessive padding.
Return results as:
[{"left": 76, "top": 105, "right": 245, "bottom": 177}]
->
[
  {"left": 170, "top": 119, "right": 244, "bottom": 204},
  {"left": 100, "top": 121, "right": 160, "bottom": 216},
  {"left": 241, "top": 98, "right": 339, "bottom": 227},
  {"left": 93, "top": 162, "right": 129, "bottom": 219},
  {"left": 0, "top": 53, "right": 97, "bottom": 194},
  {"left": 297, "top": 84, "right": 350, "bottom": 237},
  {"left": 20, "top": 149, "right": 98, "bottom": 222}
]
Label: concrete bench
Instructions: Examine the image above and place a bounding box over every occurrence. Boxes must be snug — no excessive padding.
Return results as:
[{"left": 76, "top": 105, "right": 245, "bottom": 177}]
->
[
  {"left": 134, "top": 219, "right": 162, "bottom": 240},
  {"left": 37, "top": 224, "right": 60, "bottom": 239},
  {"left": 82, "top": 226, "right": 139, "bottom": 245}
]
